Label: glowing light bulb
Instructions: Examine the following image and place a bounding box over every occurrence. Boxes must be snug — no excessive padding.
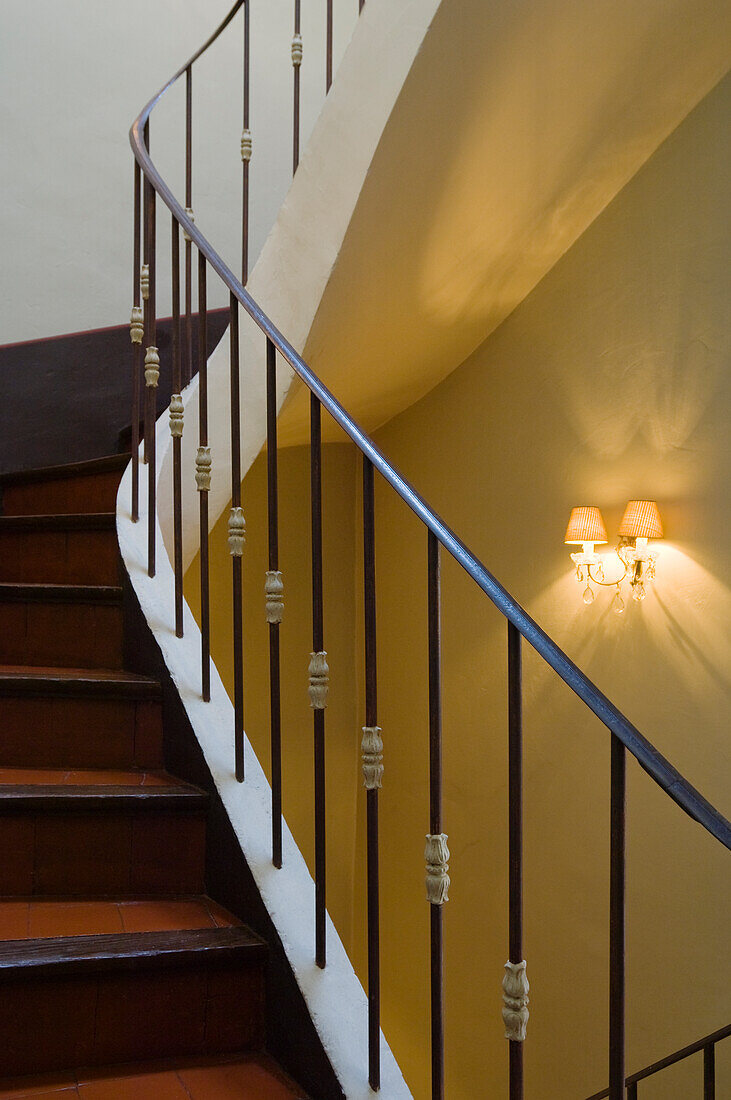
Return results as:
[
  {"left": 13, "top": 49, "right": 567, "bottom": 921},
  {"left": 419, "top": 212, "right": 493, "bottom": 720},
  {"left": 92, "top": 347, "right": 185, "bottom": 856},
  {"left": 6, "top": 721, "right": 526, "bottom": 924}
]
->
[
  {"left": 612, "top": 591, "right": 625, "bottom": 615},
  {"left": 582, "top": 585, "right": 595, "bottom": 605},
  {"left": 633, "top": 582, "right": 646, "bottom": 602}
]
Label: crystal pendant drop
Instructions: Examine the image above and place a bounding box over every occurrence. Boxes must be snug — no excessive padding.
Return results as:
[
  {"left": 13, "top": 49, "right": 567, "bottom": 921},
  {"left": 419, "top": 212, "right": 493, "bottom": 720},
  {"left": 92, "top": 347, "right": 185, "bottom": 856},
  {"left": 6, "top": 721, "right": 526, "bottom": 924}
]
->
[
  {"left": 582, "top": 585, "right": 595, "bottom": 605},
  {"left": 633, "top": 582, "right": 646, "bottom": 602},
  {"left": 612, "top": 591, "right": 625, "bottom": 615}
]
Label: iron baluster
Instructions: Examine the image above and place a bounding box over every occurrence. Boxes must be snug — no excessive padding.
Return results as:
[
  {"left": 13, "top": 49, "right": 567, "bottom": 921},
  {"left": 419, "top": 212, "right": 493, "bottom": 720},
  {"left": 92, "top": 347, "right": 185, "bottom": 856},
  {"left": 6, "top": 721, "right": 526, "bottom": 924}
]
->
[
  {"left": 704, "top": 1043, "right": 715, "bottom": 1099},
  {"left": 609, "top": 735, "right": 626, "bottom": 1100},
  {"left": 266, "top": 337, "right": 283, "bottom": 867},
  {"left": 507, "top": 621, "right": 525, "bottom": 1099},
  {"left": 427, "top": 530, "right": 445, "bottom": 1100},
  {"left": 363, "top": 455, "right": 381, "bottom": 1090},
  {"left": 229, "top": 293, "right": 245, "bottom": 782},
  {"left": 326, "top": 0, "right": 333, "bottom": 92},
  {"left": 170, "top": 215, "right": 184, "bottom": 636},
  {"left": 184, "top": 66, "right": 193, "bottom": 385},
  {"left": 310, "top": 392, "right": 326, "bottom": 967},
  {"left": 292, "top": 0, "right": 301, "bottom": 174},
  {"left": 145, "top": 179, "right": 157, "bottom": 578},
  {"left": 242, "top": 0, "right": 251, "bottom": 282},
  {"left": 131, "top": 160, "right": 141, "bottom": 522},
  {"left": 197, "top": 253, "right": 211, "bottom": 701}
]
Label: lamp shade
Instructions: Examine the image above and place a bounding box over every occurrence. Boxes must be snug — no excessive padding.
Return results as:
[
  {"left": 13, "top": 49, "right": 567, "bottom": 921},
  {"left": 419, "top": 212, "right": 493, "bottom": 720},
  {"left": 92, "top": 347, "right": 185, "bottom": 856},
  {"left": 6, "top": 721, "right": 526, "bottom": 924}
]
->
[
  {"left": 564, "top": 506, "right": 608, "bottom": 545},
  {"left": 618, "top": 500, "right": 663, "bottom": 540}
]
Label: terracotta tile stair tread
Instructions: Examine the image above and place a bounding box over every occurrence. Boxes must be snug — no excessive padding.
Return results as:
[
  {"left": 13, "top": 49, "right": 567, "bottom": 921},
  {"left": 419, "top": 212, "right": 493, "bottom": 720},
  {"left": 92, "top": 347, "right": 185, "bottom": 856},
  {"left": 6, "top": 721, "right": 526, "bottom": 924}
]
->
[
  {"left": 0, "top": 514, "right": 116, "bottom": 531},
  {"left": 0, "top": 583, "right": 122, "bottom": 604},
  {"left": 0, "top": 1052, "right": 308, "bottom": 1099},
  {"left": 0, "top": 454, "right": 130, "bottom": 487},
  {"left": 0, "top": 666, "right": 160, "bottom": 699},
  {"left": 0, "top": 768, "right": 178, "bottom": 787},
  {"left": 0, "top": 925, "right": 266, "bottom": 979},
  {"left": 0, "top": 897, "right": 241, "bottom": 940}
]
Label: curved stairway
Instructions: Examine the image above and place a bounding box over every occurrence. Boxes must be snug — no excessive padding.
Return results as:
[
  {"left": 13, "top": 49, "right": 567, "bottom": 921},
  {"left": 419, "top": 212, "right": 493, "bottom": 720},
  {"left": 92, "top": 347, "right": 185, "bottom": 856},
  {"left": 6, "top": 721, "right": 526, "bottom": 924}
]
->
[{"left": 0, "top": 455, "right": 306, "bottom": 1098}]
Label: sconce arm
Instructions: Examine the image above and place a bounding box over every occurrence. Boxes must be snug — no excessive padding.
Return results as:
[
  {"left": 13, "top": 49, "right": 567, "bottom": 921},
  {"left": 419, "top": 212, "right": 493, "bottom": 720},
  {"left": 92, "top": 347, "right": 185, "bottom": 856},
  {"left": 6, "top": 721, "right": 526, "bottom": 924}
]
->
[{"left": 586, "top": 560, "right": 628, "bottom": 588}]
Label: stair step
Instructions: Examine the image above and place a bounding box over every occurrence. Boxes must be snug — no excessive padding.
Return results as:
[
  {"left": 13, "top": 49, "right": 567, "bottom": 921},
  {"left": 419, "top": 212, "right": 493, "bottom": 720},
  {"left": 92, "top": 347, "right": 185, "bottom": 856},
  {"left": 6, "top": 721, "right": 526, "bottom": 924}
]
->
[
  {"left": 0, "top": 927, "right": 267, "bottom": 1077},
  {"left": 0, "top": 666, "right": 162, "bottom": 770},
  {"left": 0, "top": 1052, "right": 307, "bottom": 1099},
  {"left": 0, "top": 924, "right": 265, "bottom": 977},
  {"left": 0, "top": 778, "right": 207, "bottom": 897},
  {"left": 0, "top": 585, "right": 123, "bottom": 669},
  {"left": 0, "top": 513, "right": 118, "bottom": 585},
  {"left": 0, "top": 766, "right": 175, "bottom": 786},
  {"left": 0, "top": 665, "right": 160, "bottom": 698},
  {"left": 0, "top": 454, "right": 129, "bottom": 516},
  {"left": 0, "top": 895, "right": 241, "bottom": 941}
]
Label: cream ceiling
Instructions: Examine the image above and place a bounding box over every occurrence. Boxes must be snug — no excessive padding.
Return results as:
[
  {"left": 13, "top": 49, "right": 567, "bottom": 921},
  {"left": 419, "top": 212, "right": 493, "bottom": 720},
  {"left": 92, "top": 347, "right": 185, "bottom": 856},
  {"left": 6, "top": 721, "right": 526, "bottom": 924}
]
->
[{"left": 277, "top": 0, "right": 730, "bottom": 444}]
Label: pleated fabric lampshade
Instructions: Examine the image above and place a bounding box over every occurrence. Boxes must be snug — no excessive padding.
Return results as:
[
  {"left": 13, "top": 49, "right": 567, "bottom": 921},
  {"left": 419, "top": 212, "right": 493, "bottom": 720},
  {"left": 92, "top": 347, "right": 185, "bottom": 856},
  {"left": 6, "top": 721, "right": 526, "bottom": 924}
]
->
[
  {"left": 617, "top": 500, "right": 663, "bottom": 540},
  {"left": 564, "top": 507, "right": 608, "bottom": 545}
]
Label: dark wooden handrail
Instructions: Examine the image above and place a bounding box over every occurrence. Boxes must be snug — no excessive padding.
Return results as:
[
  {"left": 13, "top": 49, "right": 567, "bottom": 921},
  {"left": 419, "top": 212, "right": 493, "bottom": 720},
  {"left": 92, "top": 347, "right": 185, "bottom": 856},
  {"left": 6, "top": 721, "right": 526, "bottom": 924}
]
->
[
  {"left": 128, "top": 2, "right": 729, "bottom": 852},
  {"left": 585, "top": 1022, "right": 731, "bottom": 1098}
]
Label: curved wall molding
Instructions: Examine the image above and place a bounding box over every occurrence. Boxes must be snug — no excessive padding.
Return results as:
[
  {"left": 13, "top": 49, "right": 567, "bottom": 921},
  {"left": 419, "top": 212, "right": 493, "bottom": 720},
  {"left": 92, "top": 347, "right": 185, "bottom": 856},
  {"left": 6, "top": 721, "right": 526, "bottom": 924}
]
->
[{"left": 156, "top": 0, "right": 444, "bottom": 570}]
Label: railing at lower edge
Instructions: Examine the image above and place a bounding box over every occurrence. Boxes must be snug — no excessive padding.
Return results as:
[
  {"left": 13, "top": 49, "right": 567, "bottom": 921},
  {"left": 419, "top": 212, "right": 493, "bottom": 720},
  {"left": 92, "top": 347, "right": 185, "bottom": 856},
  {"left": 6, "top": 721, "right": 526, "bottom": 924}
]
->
[
  {"left": 585, "top": 1023, "right": 731, "bottom": 1099},
  {"left": 126, "top": 2, "right": 730, "bottom": 1097}
]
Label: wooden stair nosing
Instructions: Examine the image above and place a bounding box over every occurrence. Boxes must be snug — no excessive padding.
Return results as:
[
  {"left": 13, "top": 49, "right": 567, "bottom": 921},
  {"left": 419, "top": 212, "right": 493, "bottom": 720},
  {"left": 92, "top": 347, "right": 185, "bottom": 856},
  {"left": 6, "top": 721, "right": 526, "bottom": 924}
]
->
[
  {"left": 0, "top": 453, "right": 130, "bottom": 487},
  {"left": 0, "top": 926, "right": 267, "bottom": 980},
  {"left": 0, "top": 513, "right": 116, "bottom": 532},
  {"left": 0, "top": 666, "right": 161, "bottom": 700},
  {"left": 0, "top": 784, "right": 208, "bottom": 812},
  {"left": 0, "top": 582, "right": 122, "bottom": 604}
]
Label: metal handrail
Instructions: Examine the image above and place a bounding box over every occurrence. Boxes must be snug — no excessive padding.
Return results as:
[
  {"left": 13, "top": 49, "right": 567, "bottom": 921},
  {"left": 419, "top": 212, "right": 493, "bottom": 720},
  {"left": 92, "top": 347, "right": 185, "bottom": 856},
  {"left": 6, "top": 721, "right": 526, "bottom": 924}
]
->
[
  {"left": 585, "top": 1022, "right": 730, "bottom": 1099},
  {"left": 128, "top": 3, "right": 729, "bottom": 852}
]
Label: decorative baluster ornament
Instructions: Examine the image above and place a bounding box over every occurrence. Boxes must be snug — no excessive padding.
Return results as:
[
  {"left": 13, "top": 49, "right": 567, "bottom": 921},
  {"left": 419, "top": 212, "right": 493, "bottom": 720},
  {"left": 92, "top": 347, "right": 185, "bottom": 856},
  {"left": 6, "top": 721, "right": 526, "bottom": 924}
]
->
[
  {"left": 361, "top": 726, "right": 383, "bottom": 789},
  {"left": 265, "top": 570, "right": 284, "bottom": 624},
  {"left": 169, "top": 394, "right": 184, "bottom": 438},
  {"left": 195, "top": 446, "right": 212, "bottom": 492},
  {"left": 144, "top": 346, "right": 160, "bottom": 388},
  {"left": 183, "top": 207, "right": 195, "bottom": 243},
  {"left": 129, "top": 305, "right": 144, "bottom": 345},
  {"left": 140, "top": 264, "right": 150, "bottom": 301},
  {"left": 240, "top": 129, "right": 252, "bottom": 162},
  {"left": 228, "top": 506, "right": 246, "bottom": 556},
  {"left": 502, "top": 960, "right": 530, "bottom": 1042},
  {"left": 291, "top": 33, "right": 303, "bottom": 66},
  {"left": 308, "top": 651, "right": 329, "bottom": 709},
  {"left": 425, "top": 833, "right": 450, "bottom": 905}
]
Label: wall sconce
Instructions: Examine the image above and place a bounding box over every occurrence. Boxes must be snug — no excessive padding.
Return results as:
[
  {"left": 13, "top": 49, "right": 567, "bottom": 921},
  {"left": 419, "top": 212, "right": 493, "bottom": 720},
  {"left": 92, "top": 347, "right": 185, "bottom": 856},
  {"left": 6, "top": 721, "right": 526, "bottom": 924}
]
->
[{"left": 565, "top": 501, "right": 663, "bottom": 613}]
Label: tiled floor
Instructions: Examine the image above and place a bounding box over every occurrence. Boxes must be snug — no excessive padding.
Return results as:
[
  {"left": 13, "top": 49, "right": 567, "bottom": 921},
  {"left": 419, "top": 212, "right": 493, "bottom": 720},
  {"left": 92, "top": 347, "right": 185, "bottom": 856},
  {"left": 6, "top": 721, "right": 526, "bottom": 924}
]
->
[
  {"left": 0, "top": 897, "right": 239, "bottom": 940},
  {"left": 0, "top": 1054, "right": 307, "bottom": 1099},
  {"left": 0, "top": 768, "right": 174, "bottom": 786}
]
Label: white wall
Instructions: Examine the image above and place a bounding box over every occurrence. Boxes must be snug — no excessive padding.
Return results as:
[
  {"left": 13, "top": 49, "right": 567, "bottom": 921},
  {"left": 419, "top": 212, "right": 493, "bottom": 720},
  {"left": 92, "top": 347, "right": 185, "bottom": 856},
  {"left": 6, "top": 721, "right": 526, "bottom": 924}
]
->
[{"left": 0, "top": 0, "right": 358, "bottom": 344}]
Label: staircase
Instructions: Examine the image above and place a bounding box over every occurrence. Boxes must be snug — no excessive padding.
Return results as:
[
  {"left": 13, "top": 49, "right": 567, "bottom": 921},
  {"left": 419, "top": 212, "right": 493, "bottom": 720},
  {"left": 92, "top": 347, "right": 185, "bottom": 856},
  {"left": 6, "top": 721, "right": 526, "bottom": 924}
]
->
[{"left": 0, "top": 455, "right": 306, "bottom": 1097}]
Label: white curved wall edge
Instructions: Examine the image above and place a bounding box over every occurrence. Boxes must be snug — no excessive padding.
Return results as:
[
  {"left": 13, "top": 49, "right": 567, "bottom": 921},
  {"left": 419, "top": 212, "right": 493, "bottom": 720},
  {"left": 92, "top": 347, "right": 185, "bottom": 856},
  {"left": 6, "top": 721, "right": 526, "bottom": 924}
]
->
[
  {"left": 117, "top": 450, "right": 412, "bottom": 1099},
  {"left": 156, "top": 0, "right": 444, "bottom": 570}
]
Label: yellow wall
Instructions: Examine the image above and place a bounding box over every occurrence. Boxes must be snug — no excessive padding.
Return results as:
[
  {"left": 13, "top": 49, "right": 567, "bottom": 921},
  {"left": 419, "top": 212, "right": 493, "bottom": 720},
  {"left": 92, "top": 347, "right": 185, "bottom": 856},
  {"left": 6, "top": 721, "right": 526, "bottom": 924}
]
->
[{"left": 186, "top": 74, "right": 730, "bottom": 1098}]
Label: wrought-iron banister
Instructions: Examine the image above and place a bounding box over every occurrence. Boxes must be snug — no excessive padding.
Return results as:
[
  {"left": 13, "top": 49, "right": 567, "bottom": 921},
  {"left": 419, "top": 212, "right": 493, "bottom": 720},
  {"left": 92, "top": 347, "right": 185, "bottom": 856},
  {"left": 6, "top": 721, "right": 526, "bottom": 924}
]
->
[
  {"left": 126, "top": 2, "right": 730, "bottom": 1097},
  {"left": 585, "top": 1023, "right": 731, "bottom": 1100}
]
